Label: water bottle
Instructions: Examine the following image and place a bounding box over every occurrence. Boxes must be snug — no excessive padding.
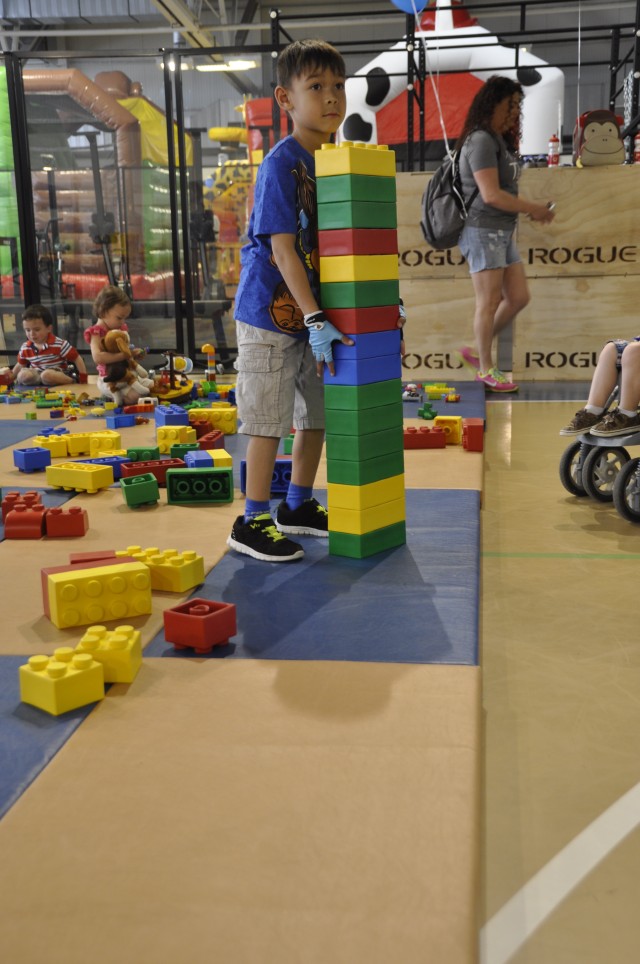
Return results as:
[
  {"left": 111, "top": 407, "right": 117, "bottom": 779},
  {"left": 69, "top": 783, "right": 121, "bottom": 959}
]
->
[
  {"left": 634, "top": 133, "right": 640, "bottom": 164},
  {"left": 547, "top": 134, "right": 560, "bottom": 167}
]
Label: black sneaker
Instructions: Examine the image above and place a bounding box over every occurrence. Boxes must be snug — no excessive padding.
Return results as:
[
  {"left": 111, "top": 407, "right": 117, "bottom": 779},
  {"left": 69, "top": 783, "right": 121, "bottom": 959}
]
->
[
  {"left": 276, "top": 498, "right": 329, "bottom": 537},
  {"left": 226, "top": 513, "right": 304, "bottom": 562}
]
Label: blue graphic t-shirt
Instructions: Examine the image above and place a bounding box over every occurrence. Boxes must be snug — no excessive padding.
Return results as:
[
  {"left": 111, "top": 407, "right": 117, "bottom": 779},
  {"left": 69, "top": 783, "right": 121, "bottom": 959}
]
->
[{"left": 234, "top": 135, "right": 318, "bottom": 338}]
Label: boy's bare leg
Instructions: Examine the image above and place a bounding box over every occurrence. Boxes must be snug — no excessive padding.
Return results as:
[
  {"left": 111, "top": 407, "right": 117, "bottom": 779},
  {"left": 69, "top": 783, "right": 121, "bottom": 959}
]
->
[
  {"left": 16, "top": 369, "right": 41, "bottom": 386},
  {"left": 587, "top": 342, "right": 619, "bottom": 408},
  {"left": 245, "top": 435, "right": 280, "bottom": 503},
  {"left": 291, "top": 428, "right": 325, "bottom": 488},
  {"left": 618, "top": 341, "right": 640, "bottom": 412},
  {"left": 41, "top": 369, "right": 74, "bottom": 386}
]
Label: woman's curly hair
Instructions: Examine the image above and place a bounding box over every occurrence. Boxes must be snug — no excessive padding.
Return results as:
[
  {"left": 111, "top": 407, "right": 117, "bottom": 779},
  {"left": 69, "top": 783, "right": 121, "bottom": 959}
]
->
[{"left": 456, "top": 75, "right": 523, "bottom": 153}]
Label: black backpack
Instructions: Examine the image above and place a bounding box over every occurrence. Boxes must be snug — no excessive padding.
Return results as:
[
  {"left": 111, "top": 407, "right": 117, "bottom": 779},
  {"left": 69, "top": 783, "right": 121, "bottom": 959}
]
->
[{"left": 420, "top": 150, "right": 479, "bottom": 250}]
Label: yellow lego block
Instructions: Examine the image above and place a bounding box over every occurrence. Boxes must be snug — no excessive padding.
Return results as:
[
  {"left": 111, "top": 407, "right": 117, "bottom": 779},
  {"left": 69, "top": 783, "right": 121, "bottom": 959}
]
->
[
  {"left": 64, "top": 432, "right": 94, "bottom": 457},
  {"left": 433, "top": 415, "right": 463, "bottom": 445},
  {"left": 211, "top": 448, "right": 232, "bottom": 467},
  {"left": 33, "top": 434, "right": 69, "bottom": 458},
  {"left": 19, "top": 651, "right": 104, "bottom": 715},
  {"left": 320, "top": 254, "right": 399, "bottom": 284},
  {"left": 89, "top": 431, "right": 122, "bottom": 455},
  {"left": 327, "top": 473, "right": 405, "bottom": 511},
  {"left": 115, "top": 546, "right": 205, "bottom": 593},
  {"left": 157, "top": 425, "right": 197, "bottom": 454},
  {"left": 316, "top": 141, "right": 397, "bottom": 178},
  {"left": 330, "top": 496, "right": 406, "bottom": 536},
  {"left": 46, "top": 461, "right": 114, "bottom": 493},
  {"left": 95, "top": 448, "right": 128, "bottom": 458},
  {"left": 209, "top": 408, "right": 237, "bottom": 434},
  {"left": 46, "top": 561, "right": 152, "bottom": 629},
  {"left": 76, "top": 624, "right": 142, "bottom": 684}
]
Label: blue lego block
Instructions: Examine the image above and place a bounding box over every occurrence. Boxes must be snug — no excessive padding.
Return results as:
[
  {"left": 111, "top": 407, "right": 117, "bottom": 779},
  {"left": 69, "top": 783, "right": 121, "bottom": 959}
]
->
[
  {"left": 155, "top": 404, "right": 190, "bottom": 427},
  {"left": 332, "top": 329, "right": 402, "bottom": 362},
  {"left": 184, "top": 450, "right": 215, "bottom": 468},
  {"left": 106, "top": 414, "right": 136, "bottom": 429},
  {"left": 74, "top": 456, "right": 131, "bottom": 481},
  {"left": 239, "top": 456, "right": 292, "bottom": 496},
  {"left": 227, "top": 390, "right": 236, "bottom": 406},
  {"left": 3, "top": 395, "right": 23, "bottom": 404},
  {"left": 324, "top": 352, "right": 402, "bottom": 387},
  {"left": 49, "top": 409, "right": 65, "bottom": 419},
  {"left": 13, "top": 447, "right": 52, "bottom": 473},
  {"left": 38, "top": 427, "right": 69, "bottom": 437}
]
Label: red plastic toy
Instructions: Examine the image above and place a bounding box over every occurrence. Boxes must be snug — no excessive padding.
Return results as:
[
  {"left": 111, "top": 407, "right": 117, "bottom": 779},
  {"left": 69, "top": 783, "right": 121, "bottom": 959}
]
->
[{"left": 163, "top": 598, "right": 237, "bottom": 655}]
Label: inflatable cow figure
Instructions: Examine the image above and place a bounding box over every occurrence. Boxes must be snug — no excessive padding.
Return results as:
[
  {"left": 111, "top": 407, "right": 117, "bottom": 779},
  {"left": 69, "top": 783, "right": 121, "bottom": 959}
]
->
[{"left": 340, "top": 0, "right": 565, "bottom": 157}]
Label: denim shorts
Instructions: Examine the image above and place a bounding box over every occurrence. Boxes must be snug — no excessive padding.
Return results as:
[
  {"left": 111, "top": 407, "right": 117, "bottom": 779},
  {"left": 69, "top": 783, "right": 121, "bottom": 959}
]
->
[
  {"left": 459, "top": 224, "right": 522, "bottom": 274},
  {"left": 234, "top": 320, "right": 325, "bottom": 438},
  {"left": 608, "top": 337, "right": 640, "bottom": 369}
]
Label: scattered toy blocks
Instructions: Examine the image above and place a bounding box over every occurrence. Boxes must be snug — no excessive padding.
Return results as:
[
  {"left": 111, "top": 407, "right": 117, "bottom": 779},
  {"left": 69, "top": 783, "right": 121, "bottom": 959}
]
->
[
  {"left": 44, "top": 506, "right": 89, "bottom": 537},
  {"left": 2, "top": 490, "right": 42, "bottom": 521},
  {"left": 120, "top": 473, "right": 160, "bottom": 507},
  {"left": 163, "top": 598, "right": 237, "bottom": 654},
  {"left": 127, "top": 445, "right": 161, "bottom": 462},
  {"left": 44, "top": 560, "right": 153, "bottom": 629},
  {"left": 116, "top": 546, "right": 205, "bottom": 593},
  {"left": 4, "top": 504, "right": 47, "bottom": 539},
  {"left": 157, "top": 425, "right": 197, "bottom": 453},
  {"left": 155, "top": 404, "right": 190, "bottom": 427},
  {"left": 240, "top": 455, "right": 292, "bottom": 496},
  {"left": 19, "top": 651, "right": 104, "bottom": 715},
  {"left": 120, "top": 458, "right": 185, "bottom": 486},
  {"left": 46, "top": 462, "right": 114, "bottom": 494},
  {"left": 462, "top": 418, "right": 484, "bottom": 453},
  {"left": 13, "top": 446, "right": 52, "bottom": 472},
  {"left": 166, "top": 467, "right": 234, "bottom": 505},
  {"left": 76, "top": 624, "right": 142, "bottom": 684},
  {"left": 433, "top": 415, "right": 463, "bottom": 445},
  {"left": 403, "top": 426, "right": 446, "bottom": 449}
]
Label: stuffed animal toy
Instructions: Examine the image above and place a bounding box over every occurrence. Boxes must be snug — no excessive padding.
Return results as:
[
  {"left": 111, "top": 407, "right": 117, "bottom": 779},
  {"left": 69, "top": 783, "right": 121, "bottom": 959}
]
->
[
  {"left": 573, "top": 110, "right": 626, "bottom": 167},
  {"left": 102, "top": 329, "right": 155, "bottom": 405}
]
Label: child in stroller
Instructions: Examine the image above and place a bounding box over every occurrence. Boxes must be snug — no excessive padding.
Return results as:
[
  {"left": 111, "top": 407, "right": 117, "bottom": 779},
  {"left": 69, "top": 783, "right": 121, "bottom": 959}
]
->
[{"left": 560, "top": 337, "right": 640, "bottom": 437}]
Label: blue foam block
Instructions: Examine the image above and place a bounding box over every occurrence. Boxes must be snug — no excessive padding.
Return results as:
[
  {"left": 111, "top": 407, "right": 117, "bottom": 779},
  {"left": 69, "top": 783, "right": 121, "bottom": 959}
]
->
[
  {"left": 325, "top": 352, "right": 402, "bottom": 387},
  {"left": 146, "top": 488, "right": 480, "bottom": 666},
  {"left": 332, "top": 329, "right": 402, "bottom": 361}
]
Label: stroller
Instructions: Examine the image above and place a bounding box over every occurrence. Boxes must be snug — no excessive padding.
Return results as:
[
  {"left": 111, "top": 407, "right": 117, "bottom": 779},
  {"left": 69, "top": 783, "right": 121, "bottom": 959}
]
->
[{"left": 559, "top": 385, "right": 640, "bottom": 522}]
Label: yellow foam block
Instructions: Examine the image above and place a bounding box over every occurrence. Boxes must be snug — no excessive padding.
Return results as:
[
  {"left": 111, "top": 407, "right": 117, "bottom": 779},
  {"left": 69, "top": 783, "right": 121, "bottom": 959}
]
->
[
  {"left": 89, "top": 431, "right": 122, "bottom": 455},
  {"left": 33, "top": 434, "right": 69, "bottom": 458},
  {"left": 115, "top": 546, "right": 205, "bottom": 593},
  {"left": 157, "top": 425, "right": 197, "bottom": 453},
  {"left": 47, "top": 561, "right": 152, "bottom": 629},
  {"left": 76, "top": 625, "right": 142, "bottom": 684},
  {"left": 320, "top": 254, "right": 399, "bottom": 284},
  {"left": 211, "top": 449, "right": 233, "bottom": 467},
  {"left": 316, "top": 141, "right": 396, "bottom": 178},
  {"left": 19, "top": 651, "right": 104, "bottom": 715},
  {"left": 433, "top": 415, "right": 463, "bottom": 445},
  {"left": 329, "top": 495, "right": 406, "bottom": 536},
  {"left": 327, "top": 474, "right": 405, "bottom": 511},
  {"left": 209, "top": 408, "right": 237, "bottom": 434},
  {"left": 46, "top": 461, "right": 114, "bottom": 493}
]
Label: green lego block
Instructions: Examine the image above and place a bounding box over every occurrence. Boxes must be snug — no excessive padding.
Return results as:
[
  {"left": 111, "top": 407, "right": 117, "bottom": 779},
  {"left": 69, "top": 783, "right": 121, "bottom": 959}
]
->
[
  {"left": 25, "top": 411, "right": 38, "bottom": 420},
  {"left": 326, "top": 449, "right": 405, "bottom": 486},
  {"left": 317, "top": 173, "right": 396, "bottom": 205},
  {"left": 324, "top": 379, "right": 401, "bottom": 411},
  {"left": 170, "top": 442, "right": 200, "bottom": 458},
  {"left": 317, "top": 200, "right": 397, "bottom": 231},
  {"left": 120, "top": 473, "right": 160, "bottom": 507},
  {"left": 282, "top": 433, "right": 295, "bottom": 455},
  {"left": 328, "top": 521, "right": 406, "bottom": 559},
  {"left": 166, "top": 467, "right": 234, "bottom": 505},
  {"left": 324, "top": 400, "right": 403, "bottom": 436},
  {"left": 326, "top": 426, "right": 403, "bottom": 462},
  {"left": 35, "top": 399, "right": 61, "bottom": 409},
  {"left": 127, "top": 446, "right": 160, "bottom": 462},
  {"left": 320, "top": 279, "right": 400, "bottom": 309}
]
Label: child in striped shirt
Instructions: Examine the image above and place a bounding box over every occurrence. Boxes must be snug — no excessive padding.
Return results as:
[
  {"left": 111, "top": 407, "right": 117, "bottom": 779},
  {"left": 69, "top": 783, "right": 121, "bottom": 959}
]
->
[{"left": 11, "top": 304, "right": 87, "bottom": 386}]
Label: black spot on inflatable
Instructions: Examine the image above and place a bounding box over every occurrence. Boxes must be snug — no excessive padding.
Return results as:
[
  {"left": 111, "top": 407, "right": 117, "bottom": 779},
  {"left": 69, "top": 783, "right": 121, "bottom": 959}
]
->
[
  {"left": 517, "top": 67, "right": 541, "bottom": 87},
  {"left": 365, "top": 67, "right": 391, "bottom": 107},
  {"left": 342, "top": 113, "right": 373, "bottom": 143}
]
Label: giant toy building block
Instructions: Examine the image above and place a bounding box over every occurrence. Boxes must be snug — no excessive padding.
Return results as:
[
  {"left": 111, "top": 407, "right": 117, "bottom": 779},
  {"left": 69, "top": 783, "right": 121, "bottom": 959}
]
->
[
  {"left": 44, "top": 560, "right": 153, "bottom": 629},
  {"left": 75, "top": 624, "right": 142, "bottom": 684},
  {"left": 46, "top": 461, "right": 114, "bottom": 494},
  {"left": 114, "top": 546, "right": 205, "bottom": 593},
  {"left": 317, "top": 142, "right": 406, "bottom": 558},
  {"left": 163, "top": 598, "right": 237, "bottom": 655},
  {"left": 19, "top": 651, "right": 104, "bottom": 715}
]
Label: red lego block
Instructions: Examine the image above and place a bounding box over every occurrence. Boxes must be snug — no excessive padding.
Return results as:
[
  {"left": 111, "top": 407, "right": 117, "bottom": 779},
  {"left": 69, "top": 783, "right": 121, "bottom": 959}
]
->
[
  {"left": 318, "top": 227, "right": 398, "bottom": 257},
  {"left": 163, "top": 597, "right": 237, "bottom": 655},
  {"left": 5, "top": 504, "right": 47, "bottom": 538},
  {"left": 122, "top": 402, "right": 156, "bottom": 414},
  {"left": 324, "top": 304, "right": 400, "bottom": 336},
  {"left": 198, "top": 430, "right": 225, "bottom": 450},
  {"left": 41, "top": 557, "right": 138, "bottom": 619},
  {"left": 69, "top": 550, "right": 117, "bottom": 564},
  {"left": 2, "top": 490, "right": 42, "bottom": 521},
  {"left": 191, "top": 419, "right": 212, "bottom": 439},
  {"left": 120, "top": 458, "right": 185, "bottom": 486},
  {"left": 462, "top": 418, "right": 484, "bottom": 452},
  {"left": 403, "top": 426, "right": 446, "bottom": 449},
  {"left": 45, "top": 506, "right": 89, "bottom": 538}
]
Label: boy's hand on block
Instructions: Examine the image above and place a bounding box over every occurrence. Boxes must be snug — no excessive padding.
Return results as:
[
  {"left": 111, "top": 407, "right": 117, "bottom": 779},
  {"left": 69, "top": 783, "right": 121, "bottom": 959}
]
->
[{"left": 304, "top": 310, "right": 354, "bottom": 377}]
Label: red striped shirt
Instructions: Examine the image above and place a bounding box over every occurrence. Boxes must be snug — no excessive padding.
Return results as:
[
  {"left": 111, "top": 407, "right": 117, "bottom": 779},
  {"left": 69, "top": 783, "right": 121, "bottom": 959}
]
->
[{"left": 18, "top": 332, "right": 79, "bottom": 371}]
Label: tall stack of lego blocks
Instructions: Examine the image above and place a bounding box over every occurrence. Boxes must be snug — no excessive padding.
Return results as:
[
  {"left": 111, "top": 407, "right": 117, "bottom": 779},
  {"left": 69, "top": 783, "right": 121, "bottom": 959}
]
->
[{"left": 316, "top": 142, "right": 405, "bottom": 558}]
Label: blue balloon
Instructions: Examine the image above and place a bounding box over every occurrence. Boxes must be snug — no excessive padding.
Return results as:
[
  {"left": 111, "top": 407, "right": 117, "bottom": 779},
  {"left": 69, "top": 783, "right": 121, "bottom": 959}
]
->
[{"left": 389, "top": 0, "right": 428, "bottom": 13}]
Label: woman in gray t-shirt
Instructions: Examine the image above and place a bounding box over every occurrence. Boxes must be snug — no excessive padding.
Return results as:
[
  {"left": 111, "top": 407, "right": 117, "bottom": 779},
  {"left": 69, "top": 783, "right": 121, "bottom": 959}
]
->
[{"left": 455, "top": 76, "right": 555, "bottom": 393}]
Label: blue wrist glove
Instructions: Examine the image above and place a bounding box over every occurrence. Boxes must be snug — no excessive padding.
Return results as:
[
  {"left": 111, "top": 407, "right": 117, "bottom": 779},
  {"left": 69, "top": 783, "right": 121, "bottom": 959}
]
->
[{"left": 304, "top": 311, "right": 345, "bottom": 364}]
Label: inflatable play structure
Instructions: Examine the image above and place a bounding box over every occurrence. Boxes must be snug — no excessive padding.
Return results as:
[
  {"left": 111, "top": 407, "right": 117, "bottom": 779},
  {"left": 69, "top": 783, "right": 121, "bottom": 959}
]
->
[
  {"left": 0, "top": 67, "right": 193, "bottom": 302},
  {"left": 340, "top": 0, "right": 565, "bottom": 157}
]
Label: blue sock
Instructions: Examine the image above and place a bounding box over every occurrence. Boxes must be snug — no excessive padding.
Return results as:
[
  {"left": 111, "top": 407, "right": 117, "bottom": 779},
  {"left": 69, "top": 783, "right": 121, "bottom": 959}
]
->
[
  {"left": 286, "top": 483, "right": 312, "bottom": 511},
  {"left": 244, "top": 499, "right": 271, "bottom": 523}
]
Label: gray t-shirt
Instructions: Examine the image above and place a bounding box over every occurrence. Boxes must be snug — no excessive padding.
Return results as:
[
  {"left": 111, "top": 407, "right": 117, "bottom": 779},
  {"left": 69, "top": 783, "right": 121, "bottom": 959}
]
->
[{"left": 459, "top": 130, "right": 520, "bottom": 229}]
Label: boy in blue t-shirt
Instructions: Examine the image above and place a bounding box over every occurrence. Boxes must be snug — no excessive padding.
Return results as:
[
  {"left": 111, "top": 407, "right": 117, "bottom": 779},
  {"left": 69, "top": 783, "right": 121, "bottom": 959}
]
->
[{"left": 227, "top": 39, "right": 353, "bottom": 563}]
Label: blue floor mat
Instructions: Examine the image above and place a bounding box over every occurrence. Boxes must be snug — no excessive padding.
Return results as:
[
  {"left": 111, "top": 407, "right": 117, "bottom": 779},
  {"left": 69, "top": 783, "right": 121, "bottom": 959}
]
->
[
  {"left": 146, "top": 488, "right": 480, "bottom": 666},
  {"left": 0, "top": 655, "right": 98, "bottom": 820},
  {"left": 0, "top": 418, "right": 55, "bottom": 447}
]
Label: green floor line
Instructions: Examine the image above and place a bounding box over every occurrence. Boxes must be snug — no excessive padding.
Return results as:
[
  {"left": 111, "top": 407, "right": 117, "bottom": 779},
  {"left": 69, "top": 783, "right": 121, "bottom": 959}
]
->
[{"left": 482, "top": 551, "right": 640, "bottom": 559}]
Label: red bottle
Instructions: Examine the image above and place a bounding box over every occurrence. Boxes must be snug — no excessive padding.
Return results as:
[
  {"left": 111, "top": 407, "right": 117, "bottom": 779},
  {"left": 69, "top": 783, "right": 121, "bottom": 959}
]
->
[{"left": 548, "top": 134, "right": 560, "bottom": 167}]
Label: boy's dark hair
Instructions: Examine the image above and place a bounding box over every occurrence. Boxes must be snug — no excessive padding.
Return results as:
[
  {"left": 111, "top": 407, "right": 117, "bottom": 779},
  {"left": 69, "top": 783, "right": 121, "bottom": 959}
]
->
[
  {"left": 276, "top": 39, "right": 345, "bottom": 88},
  {"left": 93, "top": 284, "right": 131, "bottom": 321},
  {"left": 23, "top": 304, "right": 54, "bottom": 328}
]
